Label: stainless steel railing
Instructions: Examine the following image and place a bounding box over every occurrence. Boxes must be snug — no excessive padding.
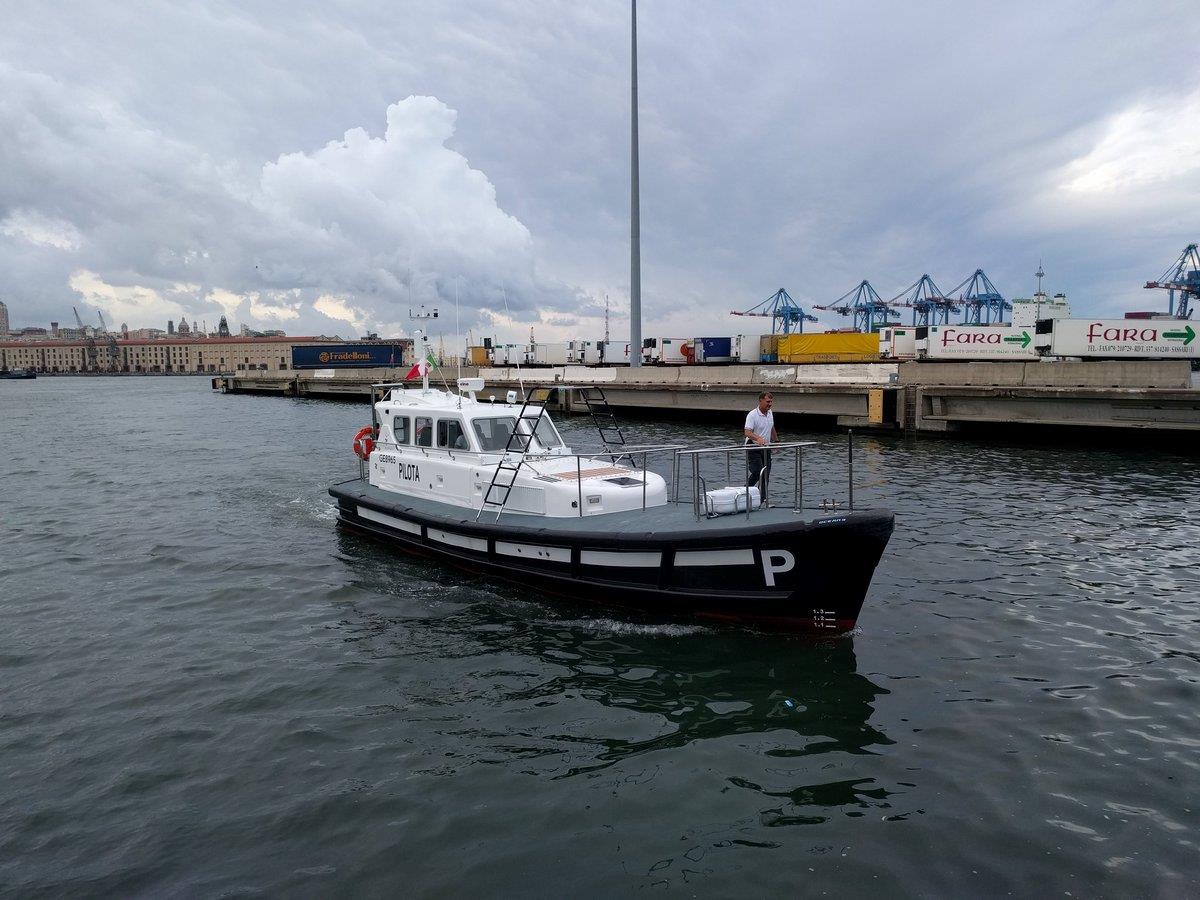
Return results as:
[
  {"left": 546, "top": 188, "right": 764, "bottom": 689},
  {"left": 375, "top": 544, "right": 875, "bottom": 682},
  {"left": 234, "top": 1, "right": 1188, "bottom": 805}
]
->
[
  {"left": 360, "top": 430, "right": 860, "bottom": 523},
  {"left": 674, "top": 440, "right": 817, "bottom": 521}
]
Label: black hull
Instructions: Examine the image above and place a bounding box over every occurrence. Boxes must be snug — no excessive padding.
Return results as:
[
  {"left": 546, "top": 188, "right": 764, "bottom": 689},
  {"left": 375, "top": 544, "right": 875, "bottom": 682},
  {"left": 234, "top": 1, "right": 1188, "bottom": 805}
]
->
[{"left": 329, "top": 481, "right": 894, "bottom": 634}]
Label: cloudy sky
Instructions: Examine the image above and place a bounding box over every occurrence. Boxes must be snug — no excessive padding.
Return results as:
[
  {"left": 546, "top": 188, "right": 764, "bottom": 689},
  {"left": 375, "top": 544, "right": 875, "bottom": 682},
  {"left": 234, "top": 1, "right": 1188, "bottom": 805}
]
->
[{"left": 2, "top": 1, "right": 1197, "bottom": 342}]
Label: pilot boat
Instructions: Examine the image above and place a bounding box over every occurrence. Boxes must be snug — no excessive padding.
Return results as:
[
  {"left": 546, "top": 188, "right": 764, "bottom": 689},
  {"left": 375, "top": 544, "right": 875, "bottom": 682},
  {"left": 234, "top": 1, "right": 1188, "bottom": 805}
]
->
[{"left": 328, "top": 366, "right": 894, "bottom": 633}]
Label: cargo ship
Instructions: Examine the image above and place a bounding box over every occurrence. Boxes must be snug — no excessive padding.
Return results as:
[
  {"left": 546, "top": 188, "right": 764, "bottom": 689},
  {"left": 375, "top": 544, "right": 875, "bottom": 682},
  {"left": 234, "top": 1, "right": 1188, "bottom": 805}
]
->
[{"left": 328, "top": 365, "right": 894, "bottom": 633}]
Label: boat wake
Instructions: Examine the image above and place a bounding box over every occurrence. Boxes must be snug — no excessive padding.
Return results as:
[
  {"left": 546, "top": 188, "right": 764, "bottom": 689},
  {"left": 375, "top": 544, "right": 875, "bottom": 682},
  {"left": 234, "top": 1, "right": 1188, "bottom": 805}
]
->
[
  {"left": 551, "top": 617, "right": 713, "bottom": 638},
  {"left": 285, "top": 495, "right": 339, "bottom": 522}
]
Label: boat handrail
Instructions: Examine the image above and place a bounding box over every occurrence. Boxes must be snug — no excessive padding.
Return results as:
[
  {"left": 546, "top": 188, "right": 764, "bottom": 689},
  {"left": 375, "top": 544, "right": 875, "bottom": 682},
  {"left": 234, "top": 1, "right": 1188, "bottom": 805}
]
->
[
  {"left": 674, "top": 440, "right": 818, "bottom": 455},
  {"left": 676, "top": 434, "right": 858, "bottom": 520},
  {"left": 364, "top": 429, "right": 859, "bottom": 524}
]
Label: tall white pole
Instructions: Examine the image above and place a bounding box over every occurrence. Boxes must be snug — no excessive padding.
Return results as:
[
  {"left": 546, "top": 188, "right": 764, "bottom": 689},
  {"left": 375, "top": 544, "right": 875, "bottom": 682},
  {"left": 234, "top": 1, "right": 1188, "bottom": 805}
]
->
[{"left": 629, "top": 0, "right": 642, "bottom": 367}]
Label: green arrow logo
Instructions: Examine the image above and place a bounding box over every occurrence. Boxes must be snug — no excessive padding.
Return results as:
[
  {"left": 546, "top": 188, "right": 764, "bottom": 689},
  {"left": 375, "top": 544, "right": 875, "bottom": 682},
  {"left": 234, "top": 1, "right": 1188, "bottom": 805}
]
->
[
  {"left": 1003, "top": 331, "right": 1032, "bottom": 348},
  {"left": 1163, "top": 325, "right": 1195, "bottom": 345}
]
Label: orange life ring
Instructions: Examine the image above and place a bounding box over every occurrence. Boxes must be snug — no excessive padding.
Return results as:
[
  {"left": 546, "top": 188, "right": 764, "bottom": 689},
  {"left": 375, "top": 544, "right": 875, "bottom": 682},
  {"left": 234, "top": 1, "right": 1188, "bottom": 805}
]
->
[{"left": 352, "top": 426, "right": 375, "bottom": 460}]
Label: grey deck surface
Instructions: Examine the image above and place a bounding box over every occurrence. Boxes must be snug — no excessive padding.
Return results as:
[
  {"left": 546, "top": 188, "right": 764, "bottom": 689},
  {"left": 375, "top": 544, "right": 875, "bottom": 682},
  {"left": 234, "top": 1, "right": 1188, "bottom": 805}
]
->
[{"left": 330, "top": 478, "right": 850, "bottom": 536}]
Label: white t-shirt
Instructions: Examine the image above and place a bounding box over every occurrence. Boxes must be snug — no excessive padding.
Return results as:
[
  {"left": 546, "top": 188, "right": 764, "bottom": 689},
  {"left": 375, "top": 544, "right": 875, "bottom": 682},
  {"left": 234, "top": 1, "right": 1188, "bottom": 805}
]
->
[{"left": 744, "top": 407, "right": 774, "bottom": 445}]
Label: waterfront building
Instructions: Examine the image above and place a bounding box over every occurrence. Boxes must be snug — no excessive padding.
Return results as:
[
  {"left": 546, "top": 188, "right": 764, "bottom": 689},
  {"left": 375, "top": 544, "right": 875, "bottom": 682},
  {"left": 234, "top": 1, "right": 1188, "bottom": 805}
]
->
[{"left": 0, "top": 335, "right": 410, "bottom": 375}]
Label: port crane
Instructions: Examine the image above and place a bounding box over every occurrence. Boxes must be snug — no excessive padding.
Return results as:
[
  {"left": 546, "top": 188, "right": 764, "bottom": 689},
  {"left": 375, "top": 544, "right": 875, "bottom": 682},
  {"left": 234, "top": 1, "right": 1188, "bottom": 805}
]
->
[
  {"left": 96, "top": 310, "right": 121, "bottom": 371},
  {"left": 813, "top": 280, "right": 899, "bottom": 333},
  {"left": 730, "top": 288, "right": 818, "bottom": 334},
  {"left": 888, "top": 274, "right": 959, "bottom": 327},
  {"left": 945, "top": 269, "right": 1010, "bottom": 325},
  {"left": 1144, "top": 243, "right": 1200, "bottom": 319},
  {"left": 72, "top": 306, "right": 99, "bottom": 371}
]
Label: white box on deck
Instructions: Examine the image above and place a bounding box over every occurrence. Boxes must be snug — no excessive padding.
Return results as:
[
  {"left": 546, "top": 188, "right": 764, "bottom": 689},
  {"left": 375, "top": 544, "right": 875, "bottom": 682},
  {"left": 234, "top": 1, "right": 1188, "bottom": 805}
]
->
[{"left": 704, "top": 486, "right": 761, "bottom": 516}]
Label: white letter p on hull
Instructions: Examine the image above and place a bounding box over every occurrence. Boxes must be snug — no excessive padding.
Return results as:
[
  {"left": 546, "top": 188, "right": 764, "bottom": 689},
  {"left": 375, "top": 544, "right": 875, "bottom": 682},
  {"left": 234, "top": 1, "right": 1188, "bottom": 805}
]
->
[{"left": 762, "top": 550, "right": 795, "bottom": 587}]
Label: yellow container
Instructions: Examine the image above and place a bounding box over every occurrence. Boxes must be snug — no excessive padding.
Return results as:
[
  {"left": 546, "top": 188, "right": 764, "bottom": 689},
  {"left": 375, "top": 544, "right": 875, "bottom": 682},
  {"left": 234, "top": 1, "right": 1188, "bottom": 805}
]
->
[
  {"left": 468, "top": 346, "right": 491, "bottom": 366},
  {"left": 778, "top": 332, "right": 878, "bottom": 363}
]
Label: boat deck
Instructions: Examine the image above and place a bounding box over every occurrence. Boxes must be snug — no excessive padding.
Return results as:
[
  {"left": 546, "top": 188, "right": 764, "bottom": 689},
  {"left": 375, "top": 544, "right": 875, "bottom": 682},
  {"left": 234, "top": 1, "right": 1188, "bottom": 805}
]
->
[{"left": 330, "top": 477, "right": 881, "bottom": 540}]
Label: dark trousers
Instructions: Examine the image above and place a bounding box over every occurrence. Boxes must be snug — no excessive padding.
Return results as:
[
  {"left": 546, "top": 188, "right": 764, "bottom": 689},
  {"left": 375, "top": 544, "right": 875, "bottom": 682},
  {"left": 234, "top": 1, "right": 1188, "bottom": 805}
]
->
[{"left": 746, "top": 447, "right": 771, "bottom": 501}]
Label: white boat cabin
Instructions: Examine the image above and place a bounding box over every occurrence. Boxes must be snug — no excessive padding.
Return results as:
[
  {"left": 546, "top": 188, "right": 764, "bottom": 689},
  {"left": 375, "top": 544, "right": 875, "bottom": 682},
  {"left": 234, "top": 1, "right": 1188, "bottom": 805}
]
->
[{"left": 367, "top": 379, "right": 669, "bottom": 517}]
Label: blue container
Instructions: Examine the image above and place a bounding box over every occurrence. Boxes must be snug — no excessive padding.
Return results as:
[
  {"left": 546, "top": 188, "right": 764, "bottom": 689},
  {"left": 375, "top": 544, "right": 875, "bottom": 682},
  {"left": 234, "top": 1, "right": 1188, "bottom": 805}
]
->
[
  {"left": 291, "top": 343, "right": 408, "bottom": 369},
  {"left": 697, "top": 336, "right": 734, "bottom": 363}
]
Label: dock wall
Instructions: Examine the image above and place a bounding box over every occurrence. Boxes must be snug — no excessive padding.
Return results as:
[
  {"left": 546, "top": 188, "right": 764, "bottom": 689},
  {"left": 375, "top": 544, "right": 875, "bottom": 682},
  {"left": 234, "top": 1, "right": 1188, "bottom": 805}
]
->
[{"left": 212, "top": 360, "right": 1200, "bottom": 433}]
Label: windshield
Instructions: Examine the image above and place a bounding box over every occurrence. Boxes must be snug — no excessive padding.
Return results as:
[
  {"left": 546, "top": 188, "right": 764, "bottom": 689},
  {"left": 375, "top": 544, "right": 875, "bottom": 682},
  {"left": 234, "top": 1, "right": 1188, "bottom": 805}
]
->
[
  {"left": 530, "top": 416, "right": 564, "bottom": 449},
  {"left": 473, "top": 416, "right": 516, "bottom": 452},
  {"left": 472, "top": 413, "right": 564, "bottom": 452}
]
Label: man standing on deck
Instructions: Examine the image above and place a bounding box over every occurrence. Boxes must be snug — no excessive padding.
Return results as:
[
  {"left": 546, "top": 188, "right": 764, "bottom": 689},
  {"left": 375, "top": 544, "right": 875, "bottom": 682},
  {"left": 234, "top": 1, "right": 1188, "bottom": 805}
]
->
[{"left": 744, "top": 391, "right": 777, "bottom": 504}]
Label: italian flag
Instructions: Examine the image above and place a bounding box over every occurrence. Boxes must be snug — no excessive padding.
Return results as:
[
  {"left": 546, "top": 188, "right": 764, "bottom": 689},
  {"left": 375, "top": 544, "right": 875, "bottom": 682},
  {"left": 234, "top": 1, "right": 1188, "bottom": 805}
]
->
[{"left": 405, "top": 352, "right": 435, "bottom": 380}]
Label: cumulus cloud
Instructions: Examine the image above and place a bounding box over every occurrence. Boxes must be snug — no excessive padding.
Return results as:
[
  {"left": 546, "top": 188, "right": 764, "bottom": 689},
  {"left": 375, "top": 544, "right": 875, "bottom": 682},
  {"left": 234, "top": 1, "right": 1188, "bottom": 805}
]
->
[
  {"left": 0, "top": 209, "right": 83, "bottom": 250},
  {"left": 313, "top": 294, "right": 371, "bottom": 331},
  {"left": 0, "top": 69, "right": 577, "bottom": 336},
  {"left": 68, "top": 270, "right": 186, "bottom": 324},
  {"left": 249, "top": 292, "right": 302, "bottom": 322}
]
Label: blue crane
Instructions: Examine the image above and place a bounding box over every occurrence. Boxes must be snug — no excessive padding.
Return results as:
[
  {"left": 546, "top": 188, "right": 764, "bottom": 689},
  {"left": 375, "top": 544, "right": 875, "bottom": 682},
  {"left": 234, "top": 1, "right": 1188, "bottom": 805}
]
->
[
  {"left": 1144, "top": 243, "right": 1200, "bottom": 319},
  {"left": 813, "top": 280, "right": 900, "bottom": 333},
  {"left": 945, "top": 269, "right": 1010, "bottom": 324},
  {"left": 730, "top": 288, "right": 819, "bottom": 334},
  {"left": 888, "top": 274, "right": 959, "bottom": 327}
]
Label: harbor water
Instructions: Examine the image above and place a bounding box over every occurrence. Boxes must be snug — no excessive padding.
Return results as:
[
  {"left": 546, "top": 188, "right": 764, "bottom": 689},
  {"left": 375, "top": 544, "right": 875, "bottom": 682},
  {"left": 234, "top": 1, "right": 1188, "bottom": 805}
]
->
[{"left": 2, "top": 377, "right": 1198, "bottom": 895}]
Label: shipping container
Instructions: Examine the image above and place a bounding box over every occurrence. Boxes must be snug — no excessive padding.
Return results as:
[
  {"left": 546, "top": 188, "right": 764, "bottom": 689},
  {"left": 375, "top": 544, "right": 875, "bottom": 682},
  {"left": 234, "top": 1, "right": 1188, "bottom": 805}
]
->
[
  {"left": 777, "top": 332, "right": 878, "bottom": 363},
  {"left": 759, "top": 334, "right": 781, "bottom": 363},
  {"left": 291, "top": 343, "right": 409, "bottom": 369},
  {"left": 599, "top": 340, "right": 631, "bottom": 365},
  {"left": 642, "top": 337, "right": 691, "bottom": 365},
  {"left": 493, "top": 344, "right": 530, "bottom": 366},
  {"left": 529, "top": 342, "right": 571, "bottom": 366},
  {"left": 736, "top": 334, "right": 760, "bottom": 363},
  {"left": 693, "top": 336, "right": 735, "bottom": 364},
  {"left": 467, "top": 346, "right": 491, "bottom": 366},
  {"left": 1043, "top": 318, "right": 1199, "bottom": 359},
  {"left": 567, "top": 340, "right": 601, "bottom": 364},
  {"left": 878, "top": 327, "right": 918, "bottom": 360},
  {"left": 922, "top": 325, "right": 1038, "bottom": 360}
]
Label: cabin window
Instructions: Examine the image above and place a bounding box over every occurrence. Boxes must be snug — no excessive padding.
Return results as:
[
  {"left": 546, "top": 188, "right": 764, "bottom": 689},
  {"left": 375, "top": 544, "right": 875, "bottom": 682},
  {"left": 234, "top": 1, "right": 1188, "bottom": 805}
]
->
[
  {"left": 527, "top": 416, "right": 564, "bottom": 449},
  {"left": 473, "top": 416, "right": 517, "bottom": 451},
  {"left": 415, "top": 416, "right": 433, "bottom": 447},
  {"left": 392, "top": 416, "right": 410, "bottom": 445},
  {"left": 437, "top": 418, "right": 469, "bottom": 450}
]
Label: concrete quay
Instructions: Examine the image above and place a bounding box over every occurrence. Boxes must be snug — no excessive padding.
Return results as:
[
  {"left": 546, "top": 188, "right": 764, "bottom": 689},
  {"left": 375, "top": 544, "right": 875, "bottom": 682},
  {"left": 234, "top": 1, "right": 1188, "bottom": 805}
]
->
[{"left": 211, "top": 360, "right": 1200, "bottom": 433}]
